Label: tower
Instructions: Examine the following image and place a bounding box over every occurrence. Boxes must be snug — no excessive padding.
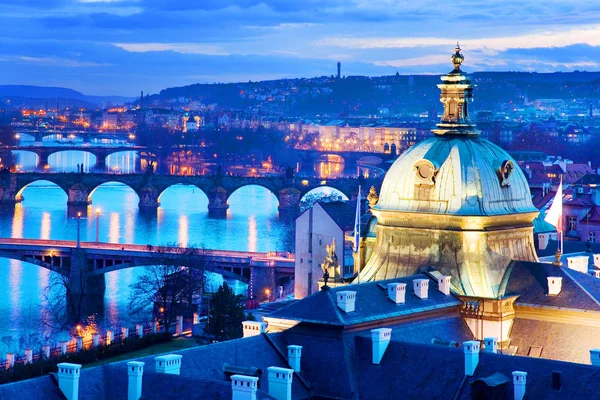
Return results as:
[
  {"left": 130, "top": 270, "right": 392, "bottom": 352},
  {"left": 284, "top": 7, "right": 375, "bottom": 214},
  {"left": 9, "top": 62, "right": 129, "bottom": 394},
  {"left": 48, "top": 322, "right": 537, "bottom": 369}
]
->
[
  {"left": 140, "top": 91, "right": 144, "bottom": 109},
  {"left": 337, "top": 62, "right": 341, "bottom": 79},
  {"left": 356, "top": 44, "right": 539, "bottom": 298}
]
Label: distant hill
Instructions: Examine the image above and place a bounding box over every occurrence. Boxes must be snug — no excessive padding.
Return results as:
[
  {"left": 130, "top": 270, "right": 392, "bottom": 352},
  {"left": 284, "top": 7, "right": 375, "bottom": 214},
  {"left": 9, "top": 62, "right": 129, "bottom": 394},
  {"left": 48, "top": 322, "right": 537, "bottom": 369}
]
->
[
  {"left": 0, "top": 85, "right": 135, "bottom": 107},
  {"left": 0, "top": 85, "right": 86, "bottom": 100}
]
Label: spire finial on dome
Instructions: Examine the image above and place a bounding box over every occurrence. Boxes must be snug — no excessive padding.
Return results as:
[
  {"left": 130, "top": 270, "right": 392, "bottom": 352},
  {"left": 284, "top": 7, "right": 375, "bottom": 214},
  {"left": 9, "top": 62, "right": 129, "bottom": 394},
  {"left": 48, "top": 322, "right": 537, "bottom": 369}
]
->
[{"left": 451, "top": 42, "right": 464, "bottom": 70}]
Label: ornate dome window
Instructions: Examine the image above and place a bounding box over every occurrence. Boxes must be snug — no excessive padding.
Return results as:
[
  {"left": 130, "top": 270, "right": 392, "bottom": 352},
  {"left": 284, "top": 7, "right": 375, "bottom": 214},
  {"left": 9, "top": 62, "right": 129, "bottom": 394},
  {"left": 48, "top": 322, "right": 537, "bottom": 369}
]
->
[
  {"left": 414, "top": 159, "right": 436, "bottom": 185},
  {"left": 499, "top": 160, "right": 514, "bottom": 187}
]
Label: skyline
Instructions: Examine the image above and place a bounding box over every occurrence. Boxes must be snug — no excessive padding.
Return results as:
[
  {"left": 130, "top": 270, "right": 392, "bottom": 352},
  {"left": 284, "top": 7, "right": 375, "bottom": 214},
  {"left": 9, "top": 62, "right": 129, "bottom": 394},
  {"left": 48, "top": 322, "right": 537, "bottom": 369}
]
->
[{"left": 1, "top": 1, "right": 600, "bottom": 95}]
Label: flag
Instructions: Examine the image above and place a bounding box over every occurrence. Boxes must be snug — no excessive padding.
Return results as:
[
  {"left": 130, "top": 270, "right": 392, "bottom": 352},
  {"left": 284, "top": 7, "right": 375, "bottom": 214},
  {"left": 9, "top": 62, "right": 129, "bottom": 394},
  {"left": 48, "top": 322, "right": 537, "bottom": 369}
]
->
[
  {"left": 353, "top": 186, "right": 362, "bottom": 253},
  {"left": 544, "top": 177, "right": 563, "bottom": 233}
]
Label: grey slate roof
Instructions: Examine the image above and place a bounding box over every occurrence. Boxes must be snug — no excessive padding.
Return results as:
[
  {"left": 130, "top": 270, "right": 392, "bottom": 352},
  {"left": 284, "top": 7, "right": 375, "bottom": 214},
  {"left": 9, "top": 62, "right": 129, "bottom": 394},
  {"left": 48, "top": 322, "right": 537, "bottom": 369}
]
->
[
  {"left": 502, "top": 261, "right": 600, "bottom": 312},
  {"left": 268, "top": 275, "right": 461, "bottom": 326},
  {"left": 319, "top": 200, "right": 357, "bottom": 231},
  {"left": 537, "top": 239, "right": 600, "bottom": 257},
  {"left": 509, "top": 318, "right": 600, "bottom": 364},
  {"left": 355, "top": 337, "right": 600, "bottom": 400}
]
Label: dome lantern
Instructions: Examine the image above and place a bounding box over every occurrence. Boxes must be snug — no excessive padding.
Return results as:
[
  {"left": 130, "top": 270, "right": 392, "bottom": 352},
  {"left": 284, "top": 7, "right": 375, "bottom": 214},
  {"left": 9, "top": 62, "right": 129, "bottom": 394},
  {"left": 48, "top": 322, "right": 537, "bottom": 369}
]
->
[{"left": 432, "top": 44, "right": 477, "bottom": 137}]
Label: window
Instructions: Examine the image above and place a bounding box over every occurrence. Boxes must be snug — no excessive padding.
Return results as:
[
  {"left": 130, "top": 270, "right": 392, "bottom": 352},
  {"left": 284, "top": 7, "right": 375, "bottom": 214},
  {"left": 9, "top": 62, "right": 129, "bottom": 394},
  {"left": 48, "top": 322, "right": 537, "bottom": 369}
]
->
[
  {"left": 568, "top": 216, "right": 577, "bottom": 231},
  {"left": 589, "top": 231, "right": 596, "bottom": 243}
]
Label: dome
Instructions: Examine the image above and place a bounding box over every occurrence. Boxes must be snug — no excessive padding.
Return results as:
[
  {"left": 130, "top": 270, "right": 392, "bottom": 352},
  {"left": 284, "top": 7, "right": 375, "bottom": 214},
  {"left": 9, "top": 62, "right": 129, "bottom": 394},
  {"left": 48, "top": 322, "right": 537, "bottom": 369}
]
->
[
  {"left": 356, "top": 45, "right": 539, "bottom": 298},
  {"left": 375, "top": 136, "right": 538, "bottom": 216}
]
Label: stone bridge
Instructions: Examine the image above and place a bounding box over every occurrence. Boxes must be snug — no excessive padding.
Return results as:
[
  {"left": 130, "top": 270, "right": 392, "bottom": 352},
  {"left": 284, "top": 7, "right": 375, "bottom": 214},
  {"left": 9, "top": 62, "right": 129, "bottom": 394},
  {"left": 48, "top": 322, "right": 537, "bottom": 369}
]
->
[
  {"left": 6, "top": 145, "right": 145, "bottom": 170},
  {"left": 0, "top": 171, "right": 383, "bottom": 218},
  {"left": 296, "top": 149, "right": 395, "bottom": 169},
  {"left": 0, "top": 238, "right": 295, "bottom": 311},
  {"left": 18, "top": 129, "right": 134, "bottom": 143}
]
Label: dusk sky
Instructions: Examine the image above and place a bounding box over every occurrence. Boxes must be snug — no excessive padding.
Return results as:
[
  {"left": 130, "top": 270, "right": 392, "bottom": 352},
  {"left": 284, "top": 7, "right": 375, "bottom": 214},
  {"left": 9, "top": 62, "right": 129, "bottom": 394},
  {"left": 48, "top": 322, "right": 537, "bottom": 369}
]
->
[{"left": 1, "top": 0, "right": 600, "bottom": 96}]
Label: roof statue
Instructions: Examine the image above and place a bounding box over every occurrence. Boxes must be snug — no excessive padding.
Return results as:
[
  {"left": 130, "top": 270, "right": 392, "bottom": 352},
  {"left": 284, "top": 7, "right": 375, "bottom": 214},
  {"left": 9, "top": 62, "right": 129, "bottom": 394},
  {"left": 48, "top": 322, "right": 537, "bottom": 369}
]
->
[
  {"left": 355, "top": 45, "right": 539, "bottom": 298},
  {"left": 321, "top": 238, "right": 340, "bottom": 283}
]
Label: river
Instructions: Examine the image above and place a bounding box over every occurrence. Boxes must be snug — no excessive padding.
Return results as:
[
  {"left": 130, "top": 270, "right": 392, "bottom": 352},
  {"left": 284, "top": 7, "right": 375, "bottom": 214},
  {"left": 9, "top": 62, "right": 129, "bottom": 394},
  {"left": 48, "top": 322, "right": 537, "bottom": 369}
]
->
[{"left": 0, "top": 133, "right": 296, "bottom": 345}]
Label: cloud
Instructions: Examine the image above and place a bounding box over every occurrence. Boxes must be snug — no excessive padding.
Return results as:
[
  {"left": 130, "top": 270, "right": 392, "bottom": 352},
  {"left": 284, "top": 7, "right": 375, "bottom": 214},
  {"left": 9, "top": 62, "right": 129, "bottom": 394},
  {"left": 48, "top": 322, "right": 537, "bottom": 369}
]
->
[{"left": 113, "top": 43, "right": 229, "bottom": 55}]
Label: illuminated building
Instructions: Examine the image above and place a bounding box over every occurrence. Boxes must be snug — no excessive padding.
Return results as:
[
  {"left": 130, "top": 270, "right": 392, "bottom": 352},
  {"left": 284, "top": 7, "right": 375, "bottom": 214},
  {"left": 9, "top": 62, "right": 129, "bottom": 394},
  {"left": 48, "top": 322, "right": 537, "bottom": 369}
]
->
[{"left": 358, "top": 45, "right": 539, "bottom": 299}]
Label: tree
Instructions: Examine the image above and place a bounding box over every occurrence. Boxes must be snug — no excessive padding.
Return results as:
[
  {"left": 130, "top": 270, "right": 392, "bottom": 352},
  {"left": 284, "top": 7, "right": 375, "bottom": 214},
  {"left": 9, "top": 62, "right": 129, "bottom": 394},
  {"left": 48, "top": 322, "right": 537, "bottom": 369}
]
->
[
  {"left": 128, "top": 245, "right": 208, "bottom": 330},
  {"left": 204, "top": 282, "right": 248, "bottom": 341}
]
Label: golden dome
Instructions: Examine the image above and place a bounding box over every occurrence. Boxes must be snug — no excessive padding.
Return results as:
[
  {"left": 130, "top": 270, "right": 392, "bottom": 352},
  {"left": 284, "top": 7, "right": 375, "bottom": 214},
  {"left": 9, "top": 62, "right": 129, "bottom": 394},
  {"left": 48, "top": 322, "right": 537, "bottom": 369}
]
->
[{"left": 374, "top": 136, "right": 537, "bottom": 217}]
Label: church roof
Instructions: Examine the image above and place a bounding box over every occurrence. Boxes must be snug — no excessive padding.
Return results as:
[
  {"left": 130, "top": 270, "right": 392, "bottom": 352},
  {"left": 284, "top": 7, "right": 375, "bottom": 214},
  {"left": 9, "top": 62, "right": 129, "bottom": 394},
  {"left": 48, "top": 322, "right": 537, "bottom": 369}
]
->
[
  {"left": 267, "top": 275, "right": 461, "bottom": 327},
  {"left": 502, "top": 260, "right": 600, "bottom": 312}
]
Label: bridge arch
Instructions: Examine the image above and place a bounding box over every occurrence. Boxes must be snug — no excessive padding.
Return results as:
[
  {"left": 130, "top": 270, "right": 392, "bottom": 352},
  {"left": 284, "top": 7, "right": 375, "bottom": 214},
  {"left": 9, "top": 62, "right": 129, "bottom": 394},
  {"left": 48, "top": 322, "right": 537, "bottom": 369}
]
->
[
  {"left": 299, "top": 186, "right": 350, "bottom": 210},
  {"left": 87, "top": 181, "right": 140, "bottom": 204},
  {"left": 227, "top": 184, "right": 280, "bottom": 206},
  {"left": 105, "top": 150, "right": 137, "bottom": 174},
  {"left": 227, "top": 185, "right": 280, "bottom": 215},
  {"left": 11, "top": 150, "right": 40, "bottom": 171},
  {"left": 157, "top": 184, "right": 209, "bottom": 210},
  {"left": 15, "top": 179, "right": 69, "bottom": 202}
]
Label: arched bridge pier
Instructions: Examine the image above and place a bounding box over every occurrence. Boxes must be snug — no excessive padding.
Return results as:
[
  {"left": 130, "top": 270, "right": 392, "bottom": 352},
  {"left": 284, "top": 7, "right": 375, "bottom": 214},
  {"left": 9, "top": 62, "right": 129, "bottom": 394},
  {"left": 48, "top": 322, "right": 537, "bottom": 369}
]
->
[
  {"left": 0, "top": 172, "right": 382, "bottom": 219},
  {"left": 0, "top": 238, "right": 295, "bottom": 315}
]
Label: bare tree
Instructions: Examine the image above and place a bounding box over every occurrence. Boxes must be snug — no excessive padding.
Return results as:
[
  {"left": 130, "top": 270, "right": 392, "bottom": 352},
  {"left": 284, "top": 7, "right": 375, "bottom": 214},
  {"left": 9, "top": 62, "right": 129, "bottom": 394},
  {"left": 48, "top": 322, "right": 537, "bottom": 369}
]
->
[{"left": 128, "top": 245, "right": 208, "bottom": 329}]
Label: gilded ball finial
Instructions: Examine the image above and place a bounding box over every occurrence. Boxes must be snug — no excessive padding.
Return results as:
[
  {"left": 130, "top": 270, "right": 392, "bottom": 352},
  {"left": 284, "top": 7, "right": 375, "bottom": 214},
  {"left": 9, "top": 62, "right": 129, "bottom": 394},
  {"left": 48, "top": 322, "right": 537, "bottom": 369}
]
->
[{"left": 451, "top": 42, "right": 464, "bottom": 70}]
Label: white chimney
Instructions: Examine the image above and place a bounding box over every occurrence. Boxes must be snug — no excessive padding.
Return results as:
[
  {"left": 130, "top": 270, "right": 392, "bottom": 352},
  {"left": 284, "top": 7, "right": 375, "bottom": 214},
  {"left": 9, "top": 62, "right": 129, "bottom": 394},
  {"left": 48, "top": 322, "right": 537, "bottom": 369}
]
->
[
  {"left": 387, "top": 283, "right": 406, "bottom": 304},
  {"left": 484, "top": 337, "right": 498, "bottom": 354},
  {"left": 231, "top": 374, "right": 258, "bottom": 400},
  {"left": 538, "top": 233, "right": 550, "bottom": 250},
  {"left": 267, "top": 366, "right": 294, "bottom": 400},
  {"left": 413, "top": 279, "right": 429, "bottom": 299},
  {"left": 513, "top": 371, "right": 527, "bottom": 400},
  {"left": 336, "top": 291, "right": 356, "bottom": 313},
  {"left": 106, "top": 330, "right": 113, "bottom": 345},
  {"left": 76, "top": 336, "right": 83, "bottom": 351},
  {"left": 371, "top": 328, "right": 392, "bottom": 364},
  {"left": 590, "top": 349, "right": 600, "bottom": 366},
  {"left": 590, "top": 270, "right": 600, "bottom": 278},
  {"left": 154, "top": 354, "right": 182, "bottom": 375},
  {"left": 547, "top": 277, "right": 562, "bottom": 296},
  {"left": 594, "top": 254, "right": 600, "bottom": 268},
  {"left": 92, "top": 334, "right": 99, "bottom": 348},
  {"left": 463, "top": 341, "right": 480, "bottom": 376},
  {"left": 57, "top": 363, "right": 82, "bottom": 400},
  {"left": 567, "top": 256, "right": 589, "bottom": 273},
  {"left": 59, "top": 341, "right": 68, "bottom": 355},
  {"left": 136, "top": 324, "right": 144, "bottom": 338},
  {"left": 437, "top": 276, "right": 451, "bottom": 295},
  {"left": 287, "top": 345, "right": 302, "bottom": 373},
  {"left": 242, "top": 321, "right": 266, "bottom": 338},
  {"left": 122, "top": 327, "right": 129, "bottom": 340},
  {"left": 127, "top": 361, "right": 144, "bottom": 400}
]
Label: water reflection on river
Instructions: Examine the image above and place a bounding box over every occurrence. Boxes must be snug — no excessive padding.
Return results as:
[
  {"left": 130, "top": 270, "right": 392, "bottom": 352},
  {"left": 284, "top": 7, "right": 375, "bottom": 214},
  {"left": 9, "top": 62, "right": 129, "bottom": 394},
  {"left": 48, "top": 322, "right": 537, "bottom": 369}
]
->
[{"left": 0, "top": 179, "right": 293, "bottom": 341}]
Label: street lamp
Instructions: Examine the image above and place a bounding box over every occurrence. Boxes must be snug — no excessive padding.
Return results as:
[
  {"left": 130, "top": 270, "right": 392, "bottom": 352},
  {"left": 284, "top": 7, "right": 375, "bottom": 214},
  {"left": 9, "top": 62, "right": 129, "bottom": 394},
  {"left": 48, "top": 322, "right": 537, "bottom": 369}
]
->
[
  {"left": 76, "top": 211, "right": 82, "bottom": 248},
  {"left": 95, "top": 208, "right": 101, "bottom": 243}
]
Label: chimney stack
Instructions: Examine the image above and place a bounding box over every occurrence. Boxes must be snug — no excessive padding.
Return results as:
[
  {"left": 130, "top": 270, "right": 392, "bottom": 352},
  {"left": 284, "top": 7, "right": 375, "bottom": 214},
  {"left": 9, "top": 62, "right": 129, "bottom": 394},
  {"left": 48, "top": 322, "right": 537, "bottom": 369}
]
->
[
  {"left": 127, "top": 361, "right": 144, "bottom": 400},
  {"left": 590, "top": 270, "right": 600, "bottom": 278},
  {"left": 512, "top": 371, "right": 527, "bottom": 400},
  {"left": 463, "top": 341, "right": 480, "bottom": 376},
  {"left": 547, "top": 277, "right": 562, "bottom": 296},
  {"left": 242, "top": 321, "right": 266, "bottom": 338},
  {"left": 287, "top": 345, "right": 302, "bottom": 373},
  {"left": 154, "top": 354, "right": 182, "bottom": 375},
  {"left": 437, "top": 276, "right": 451, "bottom": 295},
  {"left": 57, "top": 363, "right": 82, "bottom": 400},
  {"left": 336, "top": 291, "right": 356, "bottom": 313},
  {"left": 231, "top": 375, "right": 258, "bottom": 400},
  {"left": 484, "top": 337, "right": 498, "bottom": 354},
  {"left": 267, "top": 367, "right": 294, "bottom": 400},
  {"left": 387, "top": 283, "right": 406, "bottom": 304},
  {"left": 594, "top": 254, "right": 600, "bottom": 268},
  {"left": 590, "top": 349, "right": 600, "bottom": 366},
  {"left": 413, "top": 279, "right": 429, "bottom": 299},
  {"left": 371, "top": 328, "right": 392, "bottom": 364}
]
